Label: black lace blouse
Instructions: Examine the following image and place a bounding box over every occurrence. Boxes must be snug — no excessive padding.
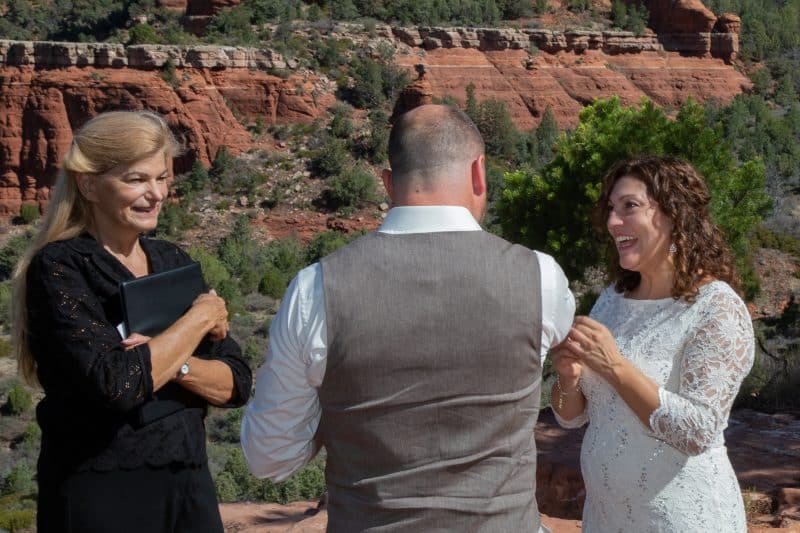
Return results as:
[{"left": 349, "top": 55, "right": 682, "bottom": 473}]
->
[{"left": 26, "top": 233, "right": 252, "bottom": 478}]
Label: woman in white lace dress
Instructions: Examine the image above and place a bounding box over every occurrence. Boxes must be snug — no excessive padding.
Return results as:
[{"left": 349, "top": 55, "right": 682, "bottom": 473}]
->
[{"left": 551, "top": 156, "right": 755, "bottom": 532}]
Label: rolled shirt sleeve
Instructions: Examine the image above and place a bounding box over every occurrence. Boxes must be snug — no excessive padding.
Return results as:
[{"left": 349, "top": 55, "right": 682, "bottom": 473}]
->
[
  {"left": 241, "top": 264, "right": 327, "bottom": 481},
  {"left": 536, "top": 251, "right": 576, "bottom": 360}
]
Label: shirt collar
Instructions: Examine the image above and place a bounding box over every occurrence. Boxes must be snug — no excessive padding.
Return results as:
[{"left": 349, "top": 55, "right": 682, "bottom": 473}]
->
[{"left": 378, "top": 206, "right": 482, "bottom": 234}]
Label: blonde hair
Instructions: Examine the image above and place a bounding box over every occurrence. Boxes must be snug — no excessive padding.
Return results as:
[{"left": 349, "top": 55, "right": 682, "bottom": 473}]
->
[{"left": 11, "top": 110, "right": 180, "bottom": 386}]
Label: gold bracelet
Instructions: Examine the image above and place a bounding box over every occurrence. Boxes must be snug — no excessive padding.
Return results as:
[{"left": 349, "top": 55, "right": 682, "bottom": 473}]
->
[{"left": 555, "top": 375, "right": 581, "bottom": 411}]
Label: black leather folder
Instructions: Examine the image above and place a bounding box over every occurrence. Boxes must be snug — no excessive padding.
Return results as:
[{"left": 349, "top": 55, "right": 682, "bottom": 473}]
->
[{"left": 119, "top": 262, "right": 205, "bottom": 338}]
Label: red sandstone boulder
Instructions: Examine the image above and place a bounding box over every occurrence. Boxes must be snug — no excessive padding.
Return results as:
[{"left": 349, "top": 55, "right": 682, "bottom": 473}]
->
[{"left": 643, "top": 0, "right": 717, "bottom": 34}]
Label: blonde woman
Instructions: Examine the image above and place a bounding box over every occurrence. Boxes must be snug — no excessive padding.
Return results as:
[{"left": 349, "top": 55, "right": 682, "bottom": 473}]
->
[{"left": 11, "top": 111, "right": 251, "bottom": 533}]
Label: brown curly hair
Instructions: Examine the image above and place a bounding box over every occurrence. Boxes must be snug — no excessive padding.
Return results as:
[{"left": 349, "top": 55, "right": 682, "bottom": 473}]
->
[{"left": 594, "top": 155, "right": 741, "bottom": 301}]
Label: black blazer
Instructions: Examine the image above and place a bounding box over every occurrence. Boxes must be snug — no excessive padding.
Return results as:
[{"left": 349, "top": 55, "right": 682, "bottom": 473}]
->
[{"left": 26, "top": 233, "right": 251, "bottom": 478}]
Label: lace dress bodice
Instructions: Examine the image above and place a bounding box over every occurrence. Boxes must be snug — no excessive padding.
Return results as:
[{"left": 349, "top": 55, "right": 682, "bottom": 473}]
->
[{"left": 556, "top": 281, "right": 754, "bottom": 532}]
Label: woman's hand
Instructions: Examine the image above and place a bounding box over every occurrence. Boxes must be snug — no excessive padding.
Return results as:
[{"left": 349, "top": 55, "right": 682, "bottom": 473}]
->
[
  {"left": 551, "top": 344, "right": 582, "bottom": 388},
  {"left": 562, "top": 316, "right": 625, "bottom": 384},
  {"left": 189, "top": 289, "right": 228, "bottom": 340},
  {"left": 121, "top": 332, "right": 152, "bottom": 351}
]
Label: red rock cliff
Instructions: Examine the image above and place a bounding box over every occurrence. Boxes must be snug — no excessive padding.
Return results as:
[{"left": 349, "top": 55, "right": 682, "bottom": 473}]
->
[
  {"left": 0, "top": 41, "right": 335, "bottom": 216},
  {"left": 0, "top": 23, "right": 750, "bottom": 217}
]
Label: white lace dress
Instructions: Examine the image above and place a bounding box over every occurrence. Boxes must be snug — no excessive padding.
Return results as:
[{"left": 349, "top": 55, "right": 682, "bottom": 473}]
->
[{"left": 555, "top": 281, "right": 755, "bottom": 533}]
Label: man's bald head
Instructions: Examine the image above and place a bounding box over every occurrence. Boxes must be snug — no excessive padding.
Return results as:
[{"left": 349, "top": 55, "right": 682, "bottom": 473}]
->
[{"left": 388, "top": 105, "right": 485, "bottom": 190}]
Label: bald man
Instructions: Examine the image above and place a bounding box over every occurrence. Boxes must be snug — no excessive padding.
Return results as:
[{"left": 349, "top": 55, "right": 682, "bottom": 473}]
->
[{"left": 242, "top": 105, "right": 575, "bottom": 532}]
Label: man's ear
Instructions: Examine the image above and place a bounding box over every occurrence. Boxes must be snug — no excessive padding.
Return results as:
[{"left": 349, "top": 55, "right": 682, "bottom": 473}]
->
[
  {"left": 75, "top": 173, "right": 97, "bottom": 202},
  {"left": 381, "top": 168, "right": 394, "bottom": 200},
  {"left": 471, "top": 154, "right": 486, "bottom": 197}
]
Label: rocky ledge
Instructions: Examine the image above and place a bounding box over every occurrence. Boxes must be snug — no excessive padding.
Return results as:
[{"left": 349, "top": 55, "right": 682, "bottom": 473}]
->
[
  {"left": 0, "top": 40, "right": 295, "bottom": 70},
  {"left": 391, "top": 25, "right": 739, "bottom": 63}
]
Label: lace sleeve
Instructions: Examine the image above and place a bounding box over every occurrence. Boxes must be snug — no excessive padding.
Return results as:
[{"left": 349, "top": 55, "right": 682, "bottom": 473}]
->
[
  {"left": 648, "top": 289, "right": 755, "bottom": 456},
  {"left": 27, "top": 248, "right": 153, "bottom": 412}
]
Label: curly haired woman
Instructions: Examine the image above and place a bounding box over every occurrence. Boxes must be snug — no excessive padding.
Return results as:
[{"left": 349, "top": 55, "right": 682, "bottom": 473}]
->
[{"left": 551, "top": 156, "right": 754, "bottom": 532}]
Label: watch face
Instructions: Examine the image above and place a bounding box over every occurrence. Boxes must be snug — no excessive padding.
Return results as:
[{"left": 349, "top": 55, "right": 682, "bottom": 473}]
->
[{"left": 180, "top": 363, "right": 190, "bottom": 376}]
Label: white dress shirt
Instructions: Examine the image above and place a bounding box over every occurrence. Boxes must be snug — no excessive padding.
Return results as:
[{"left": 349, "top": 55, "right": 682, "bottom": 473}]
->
[{"left": 241, "top": 206, "right": 576, "bottom": 481}]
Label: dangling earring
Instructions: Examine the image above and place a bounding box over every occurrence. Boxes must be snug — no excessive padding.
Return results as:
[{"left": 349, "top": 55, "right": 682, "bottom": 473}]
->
[{"left": 669, "top": 243, "right": 677, "bottom": 254}]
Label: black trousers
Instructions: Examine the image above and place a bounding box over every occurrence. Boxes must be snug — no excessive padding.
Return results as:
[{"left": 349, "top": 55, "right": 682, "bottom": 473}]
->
[{"left": 37, "top": 463, "right": 224, "bottom": 533}]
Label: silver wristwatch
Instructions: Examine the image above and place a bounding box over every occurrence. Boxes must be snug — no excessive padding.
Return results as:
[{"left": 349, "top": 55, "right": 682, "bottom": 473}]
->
[{"left": 177, "top": 362, "right": 190, "bottom": 378}]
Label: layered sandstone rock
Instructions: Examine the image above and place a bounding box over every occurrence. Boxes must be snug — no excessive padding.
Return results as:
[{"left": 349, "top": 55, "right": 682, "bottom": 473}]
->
[
  {"left": 394, "top": 47, "right": 750, "bottom": 130},
  {"left": 644, "top": 0, "right": 717, "bottom": 34},
  {"left": 0, "top": 40, "right": 334, "bottom": 216},
  {"left": 0, "top": 23, "right": 750, "bottom": 216}
]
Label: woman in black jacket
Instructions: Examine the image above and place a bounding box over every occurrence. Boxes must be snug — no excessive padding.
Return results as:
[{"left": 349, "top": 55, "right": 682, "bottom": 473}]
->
[{"left": 11, "top": 110, "right": 252, "bottom": 533}]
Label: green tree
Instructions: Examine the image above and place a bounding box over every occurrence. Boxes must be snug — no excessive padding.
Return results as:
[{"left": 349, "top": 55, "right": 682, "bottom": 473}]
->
[
  {"left": 206, "top": 6, "right": 258, "bottom": 46},
  {"left": 499, "top": 97, "right": 771, "bottom": 296},
  {"left": 625, "top": 2, "right": 649, "bottom": 35},
  {"left": 528, "top": 106, "right": 560, "bottom": 169},
  {"left": 329, "top": 0, "right": 360, "bottom": 19},
  {"left": 127, "top": 22, "right": 159, "bottom": 44},
  {"left": 465, "top": 82, "right": 479, "bottom": 123},
  {"left": 611, "top": 0, "right": 628, "bottom": 29},
  {"left": 473, "top": 99, "right": 526, "bottom": 163}
]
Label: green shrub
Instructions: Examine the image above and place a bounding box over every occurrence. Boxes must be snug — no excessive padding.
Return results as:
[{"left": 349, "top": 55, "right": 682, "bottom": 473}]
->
[
  {"left": 0, "top": 507, "right": 35, "bottom": 532},
  {"left": 242, "top": 337, "right": 264, "bottom": 367},
  {"left": 258, "top": 268, "right": 288, "bottom": 299},
  {"left": 326, "top": 165, "right": 377, "bottom": 209},
  {"left": 187, "top": 246, "right": 245, "bottom": 313},
  {"left": 365, "top": 108, "right": 390, "bottom": 164},
  {"left": 329, "top": 102, "right": 354, "bottom": 139},
  {"left": 128, "top": 22, "right": 159, "bottom": 44},
  {"left": 18, "top": 204, "right": 39, "bottom": 224},
  {"left": 183, "top": 160, "right": 210, "bottom": 194},
  {"left": 19, "top": 423, "right": 41, "bottom": 459},
  {"left": 213, "top": 470, "right": 240, "bottom": 503},
  {"left": 0, "top": 281, "right": 11, "bottom": 332},
  {"left": 750, "top": 225, "right": 800, "bottom": 257},
  {"left": 311, "top": 136, "right": 352, "bottom": 178},
  {"left": 206, "top": 5, "right": 258, "bottom": 46},
  {"left": 188, "top": 246, "right": 232, "bottom": 289},
  {"left": 0, "top": 230, "right": 34, "bottom": 281},
  {"left": 313, "top": 36, "right": 350, "bottom": 70},
  {"left": 6, "top": 383, "right": 32, "bottom": 416},
  {"left": 0, "top": 338, "right": 10, "bottom": 358},
  {"left": 156, "top": 202, "right": 198, "bottom": 240},
  {"left": 305, "top": 231, "right": 351, "bottom": 264},
  {"left": 342, "top": 54, "right": 410, "bottom": 110},
  {"left": 208, "top": 408, "right": 244, "bottom": 443},
  {"left": 259, "top": 236, "right": 306, "bottom": 296},
  {"left": 2, "top": 463, "right": 34, "bottom": 496},
  {"left": 210, "top": 146, "right": 268, "bottom": 196},
  {"left": 159, "top": 58, "right": 179, "bottom": 89}
]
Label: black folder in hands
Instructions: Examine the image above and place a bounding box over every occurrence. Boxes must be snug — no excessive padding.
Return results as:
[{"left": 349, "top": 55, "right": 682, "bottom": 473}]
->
[{"left": 119, "top": 262, "right": 205, "bottom": 338}]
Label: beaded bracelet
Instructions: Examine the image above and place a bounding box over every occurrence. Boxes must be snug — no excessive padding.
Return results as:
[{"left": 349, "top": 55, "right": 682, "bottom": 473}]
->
[{"left": 555, "top": 375, "right": 581, "bottom": 411}]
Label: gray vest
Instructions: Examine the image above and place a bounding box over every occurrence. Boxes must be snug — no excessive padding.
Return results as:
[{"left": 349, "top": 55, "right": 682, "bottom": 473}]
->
[{"left": 319, "top": 231, "right": 543, "bottom": 532}]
